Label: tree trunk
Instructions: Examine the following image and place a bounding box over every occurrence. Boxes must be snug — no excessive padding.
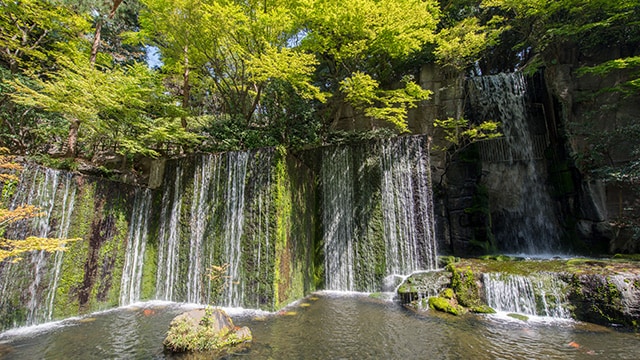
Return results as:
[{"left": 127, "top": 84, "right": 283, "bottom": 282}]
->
[
  {"left": 89, "top": 20, "right": 103, "bottom": 66},
  {"left": 182, "top": 44, "right": 190, "bottom": 129},
  {"left": 89, "top": 0, "right": 123, "bottom": 66},
  {"left": 66, "top": 118, "right": 80, "bottom": 157}
]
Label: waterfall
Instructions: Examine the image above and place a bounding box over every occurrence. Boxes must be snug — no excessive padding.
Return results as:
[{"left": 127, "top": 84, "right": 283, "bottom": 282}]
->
[
  {"left": 322, "top": 146, "right": 356, "bottom": 291},
  {"left": 322, "top": 136, "right": 437, "bottom": 291},
  {"left": 151, "top": 150, "right": 275, "bottom": 308},
  {"left": 155, "top": 165, "right": 183, "bottom": 301},
  {"left": 0, "top": 166, "right": 76, "bottom": 325},
  {"left": 482, "top": 272, "right": 571, "bottom": 318},
  {"left": 119, "top": 188, "right": 152, "bottom": 306},
  {"left": 381, "top": 136, "right": 437, "bottom": 275},
  {"left": 221, "top": 151, "right": 249, "bottom": 307},
  {"left": 467, "top": 72, "right": 560, "bottom": 254},
  {"left": 186, "top": 154, "right": 221, "bottom": 304}
]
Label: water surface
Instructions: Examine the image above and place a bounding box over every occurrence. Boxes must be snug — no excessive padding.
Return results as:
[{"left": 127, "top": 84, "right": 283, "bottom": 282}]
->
[{"left": 1, "top": 293, "right": 638, "bottom": 359}]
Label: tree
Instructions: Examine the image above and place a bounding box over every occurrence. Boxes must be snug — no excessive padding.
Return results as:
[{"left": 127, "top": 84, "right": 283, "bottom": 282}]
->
[
  {"left": 133, "top": 0, "right": 324, "bottom": 132},
  {"left": 480, "top": 0, "right": 640, "bottom": 72},
  {"left": 11, "top": 52, "right": 200, "bottom": 162},
  {"left": 298, "top": 0, "right": 441, "bottom": 130},
  {"left": 61, "top": 0, "right": 145, "bottom": 66},
  {"left": 0, "top": 150, "right": 78, "bottom": 262},
  {"left": 0, "top": 0, "right": 90, "bottom": 73},
  {"left": 0, "top": 0, "right": 90, "bottom": 156}
]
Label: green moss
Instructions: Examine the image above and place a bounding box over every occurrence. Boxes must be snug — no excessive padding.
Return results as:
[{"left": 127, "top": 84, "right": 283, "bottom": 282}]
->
[
  {"left": 440, "top": 288, "right": 454, "bottom": 299},
  {"left": 272, "top": 147, "right": 313, "bottom": 309},
  {"left": 428, "top": 296, "right": 463, "bottom": 316},
  {"left": 448, "top": 265, "right": 482, "bottom": 308},
  {"left": 507, "top": 313, "right": 529, "bottom": 322},
  {"left": 100, "top": 209, "right": 129, "bottom": 307},
  {"left": 480, "top": 254, "right": 520, "bottom": 262},
  {"left": 612, "top": 254, "right": 640, "bottom": 261},
  {"left": 53, "top": 184, "right": 96, "bottom": 318},
  {"left": 471, "top": 305, "right": 496, "bottom": 314},
  {"left": 438, "top": 256, "right": 459, "bottom": 267},
  {"left": 140, "top": 243, "right": 157, "bottom": 299}
]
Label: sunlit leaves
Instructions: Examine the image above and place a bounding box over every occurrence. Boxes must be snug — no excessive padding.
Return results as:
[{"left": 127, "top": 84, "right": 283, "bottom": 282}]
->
[
  {"left": 11, "top": 52, "right": 198, "bottom": 158},
  {"left": 341, "top": 72, "right": 432, "bottom": 131},
  {"left": 0, "top": 237, "right": 81, "bottom": 263},
  {"left": 435, "top": 16, "right": 506, "bottom": 70},
  {"left": 247, "top": 46, "right": 326, "bottom": 102},
  {"left": 0, "top": 0, "right": 91, "bottom": 72},
  {"left": 300, "top": 0, "right": 440, "bottom": 62},
  {"left": 578, "top": 56, "right": 640, "bottom": 95},
  {"left": 433, "top": 117, "right": 501, "bottom": 149}
]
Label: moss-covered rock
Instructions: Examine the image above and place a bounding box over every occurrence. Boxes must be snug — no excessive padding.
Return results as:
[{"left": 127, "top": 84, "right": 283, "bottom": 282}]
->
[
  {"left": 163, "top": 307, "right": 252, "bottom": 354},
  {"left": 449, "top": 264, "right": 482, "bottom": 308},
  {"left": 397, "top": 271, "right": 451, "bottom": 304},
  {"left": 428, "top": 295, "right": 464, "bottom": 316},
  {"left": 470, "top": 305, "right": 496, "bottom": 314}
]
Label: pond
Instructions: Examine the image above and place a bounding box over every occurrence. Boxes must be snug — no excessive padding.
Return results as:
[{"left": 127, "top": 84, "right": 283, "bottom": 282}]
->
[{"left": 1, "top": 292, "right": 639, "bottom": 359}]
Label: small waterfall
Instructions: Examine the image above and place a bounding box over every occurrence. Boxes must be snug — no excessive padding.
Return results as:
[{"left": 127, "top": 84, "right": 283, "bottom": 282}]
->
[
  {"left": 186, "top": 154, "right": 221, "bottom": 304},
  {"left": 381, "top": 136, "right": 437, "bottom": 275},
  {"left": 0, "top": 166, "right": 76, "bottom": 325},
  {"left": 322, "top": 136, "right": 437, "bottom": 291},
  {"left": 322, "top": 146, "right": 355, "bottom": 291},
  {"left": 155, "top": 165, "right": 183, "bottom": 301},
  {"left": 119, "top": 188, "right": 152, "bottom": 306},
  {"left": 467, "top": 72, "right": 560, "bottom": 254},
  {"left": 243, "top": 150, "right": 273, "bottom": 309},
  {"left": 151, "top": 150, "right": 274, "bottom": 308},
  {"left": 482, "top": 272, "right": 570, "bottom": 318},
  {"left": 221, "top": 152, "right": 249, "bottom": 307},
  {"left": 46, "top": 173, "right": 76, "bottom": 319}
]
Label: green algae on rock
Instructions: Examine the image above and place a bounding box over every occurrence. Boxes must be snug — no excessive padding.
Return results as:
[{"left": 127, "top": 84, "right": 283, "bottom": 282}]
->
[{"left": 163, "top": 307, "right": 252, "bottom": 354}]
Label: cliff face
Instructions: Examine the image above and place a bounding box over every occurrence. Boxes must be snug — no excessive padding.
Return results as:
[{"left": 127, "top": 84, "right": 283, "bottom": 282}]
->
[
  {"left": 544, "top": 45, "right": 640, "bottom": 253},
  {"left": 409, "top": 58, "right": 637, "bottom": 256},
  {"left": 0, "top": 150, "right": 319, "bottom": 331}
]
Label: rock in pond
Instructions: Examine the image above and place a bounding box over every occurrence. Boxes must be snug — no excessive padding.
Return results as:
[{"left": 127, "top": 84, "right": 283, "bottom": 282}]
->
[{"left": 163, "top": 307, "right": 252, "bottom": 355}]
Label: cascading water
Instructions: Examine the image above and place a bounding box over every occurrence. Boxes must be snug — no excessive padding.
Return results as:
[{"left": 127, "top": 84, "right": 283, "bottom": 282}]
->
[
  {"left": 2, "top": 136, "right": 435, "bottom": 328},
  {"left": 322, "top": 135, "right": 438, "bottom": 292},
  {"left": 322, "top": 146, "right": 356, "bottom": 291},
  {"left": 221, "top": 151, "right": 249, "bottom": 307},
  {"left": 381, "top": 136, "right": 437, "bottom": 275},
  {"left": 0, "top": 166, "right": 76, "bottom": 326},
  {"left": 119, "top": 188, "right": 152, "bottom": 306},
  {"left": 467, "top": 72, "right": 561, "bottom": 254},
  {"left": 482, "top": 272, "right": 571, "bottom": 318},
  {"left": 155, "top": 165, "right": 183, "bottom": 301},
  {"left": 151, "top": 150, "right": 275, "bottom": 308},
  {"left": 186, "top": 154, "right": 221, "bottom": 304}
]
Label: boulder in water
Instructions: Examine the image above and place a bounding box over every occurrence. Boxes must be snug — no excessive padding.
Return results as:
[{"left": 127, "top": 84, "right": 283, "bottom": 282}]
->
[{"left": 163, "top": 307, "right": 252, "bottom": 354}]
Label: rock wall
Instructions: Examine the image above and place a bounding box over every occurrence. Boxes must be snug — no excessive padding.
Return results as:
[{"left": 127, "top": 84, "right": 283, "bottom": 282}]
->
[
  {"left": 0, "top": 165, "right": 142, "bottom": 329},
  {"left": 0, "top": 149, "right": 319, "bottom": 331},
  {"left": 544, "top": 45, "right": 640, "bottom": 253}
]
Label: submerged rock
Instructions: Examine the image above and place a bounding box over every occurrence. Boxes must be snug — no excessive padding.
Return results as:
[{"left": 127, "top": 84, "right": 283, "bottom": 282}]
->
[{"left": 163, "top": 307, "right": 252, "bottom": 355}]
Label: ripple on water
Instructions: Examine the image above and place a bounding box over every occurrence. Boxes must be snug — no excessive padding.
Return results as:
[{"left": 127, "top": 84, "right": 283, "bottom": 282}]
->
[{"left": 1, "top": 296, "right": 640, "bottom": 359}]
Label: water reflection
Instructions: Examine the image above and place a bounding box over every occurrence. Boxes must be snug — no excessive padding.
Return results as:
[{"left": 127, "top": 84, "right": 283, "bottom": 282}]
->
[{"left": 1, "top": 293, "right": 639, "bottom": 359}]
